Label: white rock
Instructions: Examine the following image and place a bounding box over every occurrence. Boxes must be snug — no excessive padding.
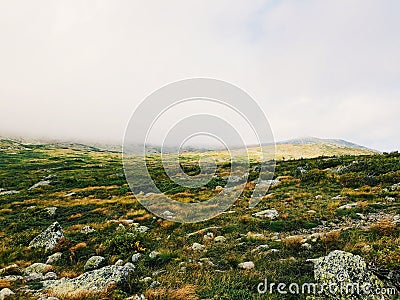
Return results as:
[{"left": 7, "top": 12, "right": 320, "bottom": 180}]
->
[
  {"left": 192, "top": 243, "right": 205, "bottom": 251},
  {"left": 131, "top": 253, "right": 142, "bottom": 262},
  {"left": 214, "top": 236, "right": 226, "bottom": 243},
  {"left": 0, "top": 288, "right": 14, "bottom": 299},
  {"left": 238, "top": 261, "right": 254, "bottom": 270},
  {"left": 46, "top": 252, "right": 62, "bottom": 264},
  {"left": 252, "top": 209, "right": 279, "bottom": 220}
]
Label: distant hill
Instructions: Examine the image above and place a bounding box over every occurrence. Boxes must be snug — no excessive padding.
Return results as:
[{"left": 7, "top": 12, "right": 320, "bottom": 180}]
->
[{"left": 0, "top": 136, "right": 379, "bottom": 160}]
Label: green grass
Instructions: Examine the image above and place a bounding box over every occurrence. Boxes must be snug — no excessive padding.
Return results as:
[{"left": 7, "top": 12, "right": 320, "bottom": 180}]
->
[{"left": 0, "top": 140, "right": 399, "bottom": 299}]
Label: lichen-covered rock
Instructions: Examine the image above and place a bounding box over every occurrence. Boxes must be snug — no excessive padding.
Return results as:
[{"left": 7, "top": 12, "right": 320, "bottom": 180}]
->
[
  {"left": 0, "top": 288, "right": 14, "bottom": 300},
  {"left": 24, "top": 263, "right": 52, "bottom": 275},
  {"left": 0, "top": 264, "right": 21, "bottom": 276},
  {"left": 238, "top": 261, "right": 254, "bottom": 270},
  {"left": 191, "top": 243, "right": 205, "bottom": 251},
  {"left": 84, "top": 256, "right": 105, "bottom": 271},
  {"left": 42, "top": 264, "right": 134, "bottom": 296},
  {"left": 29, "top": 222, "right": 64, "bottom": 251},
  {"left": 81, "top": 225, "right": 96, "bottom": 234},
  {"left": 131, "top": 253, "right": 142, "bottom": 262},
  {"left": 46, "top": 252, "right": 62, "bottom": 264},
  {"left": 46, "top": 207, "right": 57, "bottom": 217},
  {"left": 308, "top": 250, "right": 394, "bottom": 299},
  {"left": 252, "top": 209, "right": 279, "bottom": 220}
]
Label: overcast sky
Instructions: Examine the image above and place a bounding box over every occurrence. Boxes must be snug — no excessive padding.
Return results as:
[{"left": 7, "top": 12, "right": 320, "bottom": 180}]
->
[{"left": 0, "top": 0, "right": 399, "bottom": 151}]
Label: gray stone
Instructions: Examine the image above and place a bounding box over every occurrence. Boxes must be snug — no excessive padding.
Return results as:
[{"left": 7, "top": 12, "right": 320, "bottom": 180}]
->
[
  {"left": 84, "top": 256, "right": 105, "bottom": 271},
  {"left": 309, "top": 250, "right": 393, "bottom": 299},
  {"left": 29, "top": 180, "right": 51, "bottom": 190},
  {"left": 81, "top": 226, "right": 96, "bottom": 234},
  {"left": 252, "top": 209, "right": 279, "bottom": 220},
  {"left": 24, "top": 263, "right": 52, "bottom": 275},
  {"left": 42, "top": 264, "right": 134, "bottom": 296},
  {"left": 238, "top": 261, "right": 254, "bottom": 270},
  {"left": 29, "top": 222, "right": 64, "bottom": 251},
  {"left": 25, "top": 272, "right": 45, "bottom": 282},
  {"left": 337, "top": 203, "right": 358, "bottom": 210},
  {"left": 44, "top": 272, "right": 58, "bottom": 280},
  {"left": 149, "top": 251, "right": 160, "bottom": 259},
  {"left": 191, "top": 243, "right": 205, "bottom": 251},
  {"left": 131, "top": 253, "right": 142, "bottom": 263},
  {"left": 114, "top": 259, "right": 124, "bottom": 266},
  {"left": 149, "top": 281, "right": 161, "bottom": 288},
  {"left": 0, "top": 288, "right": 14, "bottom": 300},
  {"left": 214, "top": 235, "right": 226, "bottom": 243},
  {"left": 46, "top": 207, "right": 57, "bottom": 217},
  {"left": 46, "top": 252, "right": 62, "bottom": 265}
]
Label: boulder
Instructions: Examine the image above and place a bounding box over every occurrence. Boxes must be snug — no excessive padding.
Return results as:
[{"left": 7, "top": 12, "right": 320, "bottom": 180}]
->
[
  {"left": 24, "top": 263, "right": 52, "bottom": 275},
  {"left": 308, "top": 250, "right": 393, "bottom": 299},
  {"left": 191, "top": 243, "right": 205, "bottom": 251},
  {"left": 29, "top": 222, "right": 64, "bottom": 251},
  {"left": 238, "top": 261, "right": 254, "bottom": 270},
  {"left": 46, "top": 252, "right": 62, "bottom": 264},
  {"left": 252, "top": 209, "right": 279, "bottom": 220},
  {"left": 84, "top": 256, "right": 106, "bottom": 271},
  {"left": 42, "top": 264, "right": 134, "bottom": 296},
  {"left": 0, "top": 288, "right": 14, "bottom": 300}
]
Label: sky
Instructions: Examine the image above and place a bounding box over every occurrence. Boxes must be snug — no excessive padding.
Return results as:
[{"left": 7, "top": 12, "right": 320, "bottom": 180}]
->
[{"left": 0, "top": 0, "right": 399, "bottom": 151}]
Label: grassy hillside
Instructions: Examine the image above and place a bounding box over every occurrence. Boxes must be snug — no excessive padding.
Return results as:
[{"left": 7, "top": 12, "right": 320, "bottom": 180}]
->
[{"left": 0, "top": 140, "right": 398, "bottom": 299}]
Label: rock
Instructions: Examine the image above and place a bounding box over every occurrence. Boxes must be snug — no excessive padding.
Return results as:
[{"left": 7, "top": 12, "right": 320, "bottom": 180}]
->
[
  {"left": 149, "top": 251, "right": 160, "bottom": 259},
  {"left": 253, "top": 244, "right": 269, "bottom": 252},
  {"left": 46, "top": 252, "right": 62, "bottom": 264},
  {"left": 135, "top": 225, "right": 149, "bottom": 233},
  {"left": 114, "top": 259, "right": 124, "bottom": 266},
  {"left": 191, "top": 243, "right": 205, "bottom": 251},
  {"left": 0, "top": 288, "right": 14, "bottom": 300},
  {"left": 301, "top": 243, "right": 312, "bottom": 250},
  {"left": 81, "top": 226, "right": 96, "bottom": 234},
  {"left": 0, "top": 264, "right": 21, "bottom": 276},
  {"left": 37, "top": 297, "right": 60, "bottom": 300},
  {"left": 307, "top": 210, "right": 316, "bottom": 215},
  {"left": 385, "top": 196, "right": 396, "bottom": 202},
  {"left": 25, "top": 272, "right": 45, "bottom": 282},
  {"left": 124, "top": 262, "right": 135, "bottom": 269},
  {"left": 309, "top": 250, "right": 392, "bottom": 299},
  {"left": 29, "top": 180, "right": 51, "bottom": 190},
  {"left": 140, "top": 276, "right": 152, "bottom": 283},
  {"left": 246, "top": 232, "right": 266, "bottom": 240},
  {"left": 238, "top": 261, "right": 254, "bottom": 270},
  {"left": 24, "top": 263, "right": 52, "bottom": 275},
  {"left": 0, "top": 190, "right": 19, "bottom": 196},
  {"left": 44, "top": 272, "right": 58, "bottom": 280},
  {"left": 84, "top": 256, "right": 105, "bottom": 271},
  {"left": 46, "top": 207, "right": 57, "bottom": 217},
  {"left": 161, "top": 210, "right": 175, "bottom": 219},
  {"left": 150, "top": 281, "right": 161, "bottom": 288},
  {"left": 390, "top": 183, "right": 400, "bottom": 191},
  {"left": 214, "top": 236, "right": 226, "bottom": 243},
  {"left": 2, "top": 275, "right": 23, "bottom": 283},
  {"left": 252, "top": 209, "right": 279, "bottom": 220},
  {"left": 64, "top": 192, "right": 76, "bottom": 197},
  {"left": 29, "top": 222, "right": 64, "bottom": 251},
  {"left": 337, "top": 202, "right": 358, "bottom": 210},
  {"left": 42, "top": 264, "right": 134, "bottom": 296},
  {"left": 128, "top": 294, "right": 146, "bottom": 300},
  {"left": 203, "top": 232, "right": 214, "bottom": 241},
  {"left": 315, "top": 195, "right": 323, "bottom": 200},
  {"left": 116, "top": 223, "right": 126, "bottom": 232},
  {"left": 131, "top": 253, "right": 142, "bottom": 263}
]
